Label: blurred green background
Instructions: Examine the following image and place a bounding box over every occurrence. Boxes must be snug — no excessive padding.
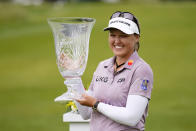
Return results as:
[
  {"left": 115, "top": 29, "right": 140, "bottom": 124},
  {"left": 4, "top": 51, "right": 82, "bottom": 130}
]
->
[{"left": 0, "top": 0, "right": 196, "bottom": 131}]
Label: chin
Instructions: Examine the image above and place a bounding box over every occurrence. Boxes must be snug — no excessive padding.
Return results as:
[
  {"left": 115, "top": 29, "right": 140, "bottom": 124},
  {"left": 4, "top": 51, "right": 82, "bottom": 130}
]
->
[
  {"left": 113, "top": 50, "right": 133, "bottom": 58},
  {"left": 113, "top": 52, "right": 125, "bottom": 57}
]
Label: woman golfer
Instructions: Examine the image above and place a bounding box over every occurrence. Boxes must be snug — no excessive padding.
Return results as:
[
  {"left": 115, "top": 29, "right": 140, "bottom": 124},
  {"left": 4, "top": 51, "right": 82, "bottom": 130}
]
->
[{"left": 75, "top": 11, "right": 153, "bottom": 131}]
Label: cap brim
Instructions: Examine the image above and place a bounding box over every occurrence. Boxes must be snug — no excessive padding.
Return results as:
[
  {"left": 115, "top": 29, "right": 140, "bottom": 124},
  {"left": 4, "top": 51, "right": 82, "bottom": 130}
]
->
[
  {"left": 103, "top": 17, "right": 140, "bottom": 35},
  {"left": 103, "top": 26, "right": 134, "bottom": 35}
]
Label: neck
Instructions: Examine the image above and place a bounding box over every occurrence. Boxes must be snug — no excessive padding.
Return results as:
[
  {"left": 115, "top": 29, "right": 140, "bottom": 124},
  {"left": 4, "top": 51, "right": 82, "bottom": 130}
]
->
[{"left": 116, "top": 51, "right": 134, "bottom": 65}]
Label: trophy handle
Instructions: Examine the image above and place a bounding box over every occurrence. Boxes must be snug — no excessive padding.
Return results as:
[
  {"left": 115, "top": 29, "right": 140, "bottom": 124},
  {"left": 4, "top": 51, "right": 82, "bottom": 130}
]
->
[{"left": 54, "top": 77, "right": 85, "bottom": 103}]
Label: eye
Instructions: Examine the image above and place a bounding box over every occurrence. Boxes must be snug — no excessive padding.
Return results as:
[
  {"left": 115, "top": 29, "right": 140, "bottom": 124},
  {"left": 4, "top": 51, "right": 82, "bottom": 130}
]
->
[
  {"left": 110, "top": 34, "right": 115, "bottom": 37},
  {"left": 120, "top": 34, "right": 128, "bottom": 38}
]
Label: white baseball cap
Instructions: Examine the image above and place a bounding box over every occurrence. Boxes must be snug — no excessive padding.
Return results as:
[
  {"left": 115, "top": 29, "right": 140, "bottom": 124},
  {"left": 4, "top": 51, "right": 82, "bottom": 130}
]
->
[{"left": 104, "top": 17, "right": 140, "bottom": 35}]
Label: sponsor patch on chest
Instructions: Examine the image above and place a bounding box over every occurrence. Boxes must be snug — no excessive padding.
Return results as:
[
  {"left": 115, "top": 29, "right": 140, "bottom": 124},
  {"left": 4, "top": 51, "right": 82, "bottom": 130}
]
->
[
  {"left": 117, "top": 78, "right": 125, "bottom": 83},
  {"left": 95, "top": 76, "right": 108, "bottom": 83}
]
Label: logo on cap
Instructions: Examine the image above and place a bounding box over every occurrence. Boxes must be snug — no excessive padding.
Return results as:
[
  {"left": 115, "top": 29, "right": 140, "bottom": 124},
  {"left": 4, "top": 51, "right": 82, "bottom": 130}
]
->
[{"left": 110, "top": 20, "right": 130, "bottom": 27}]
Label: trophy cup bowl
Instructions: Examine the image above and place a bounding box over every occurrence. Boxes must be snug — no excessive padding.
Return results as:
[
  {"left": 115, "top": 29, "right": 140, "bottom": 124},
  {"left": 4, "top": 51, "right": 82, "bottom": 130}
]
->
[{"left": 48, "top": 17, "right": 95, "bottom": 102}]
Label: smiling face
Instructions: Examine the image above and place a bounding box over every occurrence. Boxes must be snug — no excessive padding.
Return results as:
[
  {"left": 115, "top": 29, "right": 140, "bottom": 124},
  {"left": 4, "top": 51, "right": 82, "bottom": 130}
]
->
[{"left": 108, "top": 28, "right": 139, "bottom": 59}]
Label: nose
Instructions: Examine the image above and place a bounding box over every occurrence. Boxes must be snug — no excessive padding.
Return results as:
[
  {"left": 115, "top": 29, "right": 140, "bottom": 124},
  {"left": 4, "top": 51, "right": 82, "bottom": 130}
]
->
[{"left": 114, "top": 37, "right": 120, "bottom": 44}]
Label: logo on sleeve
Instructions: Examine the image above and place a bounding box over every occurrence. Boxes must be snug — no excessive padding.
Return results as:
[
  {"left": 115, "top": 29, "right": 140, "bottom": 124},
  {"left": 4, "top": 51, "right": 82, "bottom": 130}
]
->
[{"left": 141, "top": 80, "right": 149, "bottom": 90}]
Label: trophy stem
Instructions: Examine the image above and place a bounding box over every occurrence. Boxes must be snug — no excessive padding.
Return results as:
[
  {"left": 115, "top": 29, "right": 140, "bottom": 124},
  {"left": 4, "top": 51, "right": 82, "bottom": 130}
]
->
[{"left": 54, "top": 77, "right": 85, "bottom": 103}]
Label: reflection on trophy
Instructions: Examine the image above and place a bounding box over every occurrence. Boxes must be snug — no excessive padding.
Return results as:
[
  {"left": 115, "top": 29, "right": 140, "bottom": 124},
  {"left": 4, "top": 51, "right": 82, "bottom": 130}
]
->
[{"left": 48, "top": 17, "right": 95, "bottom": 102}]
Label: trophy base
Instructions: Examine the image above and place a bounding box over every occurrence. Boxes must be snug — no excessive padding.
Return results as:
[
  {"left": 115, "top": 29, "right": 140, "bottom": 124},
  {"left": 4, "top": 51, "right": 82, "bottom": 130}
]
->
[
  {"left": 54, "top": 77, "right": 84, "bottom": 103},
  {"left": 54, "top": 92, "right": 73, "bottom": 103}
]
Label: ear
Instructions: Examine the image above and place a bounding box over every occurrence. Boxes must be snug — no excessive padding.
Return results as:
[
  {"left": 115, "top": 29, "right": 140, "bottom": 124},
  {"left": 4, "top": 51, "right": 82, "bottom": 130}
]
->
[{"left": 134, "top": 34, "right": 140, "bottom": 43}]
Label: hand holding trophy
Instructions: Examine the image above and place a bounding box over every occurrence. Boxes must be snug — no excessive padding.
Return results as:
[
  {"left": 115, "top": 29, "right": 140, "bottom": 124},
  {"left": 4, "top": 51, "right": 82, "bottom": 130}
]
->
[{"left": 48, "top": 17, "right": 95, "bottom": 102}]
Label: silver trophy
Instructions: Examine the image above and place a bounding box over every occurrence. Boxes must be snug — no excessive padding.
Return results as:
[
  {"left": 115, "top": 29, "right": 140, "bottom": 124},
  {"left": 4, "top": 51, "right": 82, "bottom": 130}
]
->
[{"left": 48, "top": 17, "right": 95, "bottom": 102}]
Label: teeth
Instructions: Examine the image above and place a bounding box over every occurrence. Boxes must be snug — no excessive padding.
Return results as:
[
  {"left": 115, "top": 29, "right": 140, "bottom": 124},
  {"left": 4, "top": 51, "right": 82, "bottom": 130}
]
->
[{"left": 115, "top": 45, "right": 123, "bottom": 49}]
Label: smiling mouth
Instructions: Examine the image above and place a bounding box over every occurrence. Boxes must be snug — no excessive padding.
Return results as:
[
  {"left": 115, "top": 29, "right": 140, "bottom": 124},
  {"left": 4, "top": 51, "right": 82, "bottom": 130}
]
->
[{"left": 114, "top": 45, "right": 123, "bottom": 49}]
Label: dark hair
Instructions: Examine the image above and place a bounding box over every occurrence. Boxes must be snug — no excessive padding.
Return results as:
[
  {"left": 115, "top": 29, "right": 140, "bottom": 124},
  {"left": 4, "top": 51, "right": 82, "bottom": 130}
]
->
[{"left": 126, "top": 12, "right": 140, "bottom": 52}]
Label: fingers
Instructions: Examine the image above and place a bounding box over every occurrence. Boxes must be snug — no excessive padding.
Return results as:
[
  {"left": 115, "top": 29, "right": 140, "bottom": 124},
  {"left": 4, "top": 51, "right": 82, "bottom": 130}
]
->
[
  {"left": 81, "top": 93, "right": 87, "bottom": 98},
  {"left": 76, "top": 98, "right": 88, "bottom": 106},
  {"left": 75, "top": 93, "right": 97, "bottom": 107},
  {"left": 75, "top": 93, "right": 86, "bottom": 105}
]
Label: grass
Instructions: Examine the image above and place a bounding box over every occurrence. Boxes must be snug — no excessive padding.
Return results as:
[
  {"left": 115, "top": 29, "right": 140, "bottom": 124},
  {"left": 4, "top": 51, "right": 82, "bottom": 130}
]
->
[{"left": 0, "top": 1, "right": 196, "bottom": 131}]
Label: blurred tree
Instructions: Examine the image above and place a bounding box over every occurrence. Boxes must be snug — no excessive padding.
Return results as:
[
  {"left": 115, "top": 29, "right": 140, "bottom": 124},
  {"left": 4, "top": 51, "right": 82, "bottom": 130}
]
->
[
  {"left": 0, "top": 0, "right": 11, "bottom": 2},
  {"left": 45, "top": 0, "right": 58, "bottom": 2},
  {"left": 160, "top": 0, "right": 196, "bottom": 1},
  {"left": 45, "top": 0, "right": 100, "bottom": 2}
]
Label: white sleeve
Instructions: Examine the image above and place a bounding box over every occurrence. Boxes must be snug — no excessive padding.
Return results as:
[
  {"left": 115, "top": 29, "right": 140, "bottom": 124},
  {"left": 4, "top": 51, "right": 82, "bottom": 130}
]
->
[
  {"left": 74, "top": 90, "right": 93, "bottom": 120},
  {"left": 97, "top": 95, "right": 148, "bottom": 126}
]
